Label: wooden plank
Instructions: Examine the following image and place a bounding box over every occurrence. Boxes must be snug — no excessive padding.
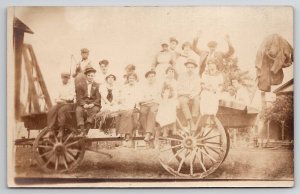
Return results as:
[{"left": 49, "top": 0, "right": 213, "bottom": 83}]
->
[
  {"left": 14, "top": 31, "right": 24, "bottom": 120},
  {"left": 22, "top": 45, "right": 41, "bottom": 113},
  {"left": 26, "top": 44, "right": 53, "bottom": 109}
]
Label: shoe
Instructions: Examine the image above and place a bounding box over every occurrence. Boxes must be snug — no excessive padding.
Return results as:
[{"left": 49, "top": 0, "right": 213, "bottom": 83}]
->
[
  {"left": 125, "top": 134, "right": 132, "bottom": 141},
  {"left": 144, "top": 132, "right": 152, "bottom": 142}
]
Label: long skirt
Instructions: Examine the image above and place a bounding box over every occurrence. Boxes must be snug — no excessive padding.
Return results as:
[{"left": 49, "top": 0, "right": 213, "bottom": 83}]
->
[
  {"left": 116, "top": 110, "right": 135, "bottom": 135},
  {"left": 156, "top": 99, "right": 177, "bottom": 127},
  {"left": 200, "top": 90, "right": 219, "bottom": 116}
]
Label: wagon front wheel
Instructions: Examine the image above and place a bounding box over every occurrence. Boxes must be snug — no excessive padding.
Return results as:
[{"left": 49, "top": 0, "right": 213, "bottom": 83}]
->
[
  {"left": 32, "top": 127, "right": 86, "bottom": 173},
  {"left": 158, "top": 116, "right": 229, "bottom": 178}
]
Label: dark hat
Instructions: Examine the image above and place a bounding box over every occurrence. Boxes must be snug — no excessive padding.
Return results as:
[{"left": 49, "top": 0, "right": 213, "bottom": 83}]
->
[
  {"left": 184, "top": 59, "right": 198, "bottom": 67},
  {"left": 80, "top": 48, "right": 89, "bottom": 53},
  {"left": 61, "top": 72, "right": 71, "bottom": 79},
  {"left": 182, "top": 41, "right": 192, "bottom": 50},
  {"left": 99, "top": 59, "right": 109, "bottom": 66},
  {"left": 169, "top": 37, "right": 178, "bottom": 44},
  {"left": 145, "top": 70, "right": 156, "bottom": 78},
  {"left": 207, "top": 41, "right": 218, "bottom": 48},
  {"left": 105, "top": 74, "right": 117, "bottom": 81},
  {"left": 84, "top": 64, "right": 96, "bottom": 74},
  {"left": 161, "top": 43, "right": 168, "bottom": 47}
]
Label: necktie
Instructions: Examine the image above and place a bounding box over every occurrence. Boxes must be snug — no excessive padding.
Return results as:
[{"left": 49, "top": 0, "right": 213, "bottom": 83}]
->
[{"left": 107, "top": 88, "right": 113, "bottom": 102}]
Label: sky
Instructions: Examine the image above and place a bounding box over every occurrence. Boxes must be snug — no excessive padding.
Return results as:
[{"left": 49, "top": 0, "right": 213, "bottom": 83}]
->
[{"left": 12, "top": 6, "right": 293, "bottom": 102}]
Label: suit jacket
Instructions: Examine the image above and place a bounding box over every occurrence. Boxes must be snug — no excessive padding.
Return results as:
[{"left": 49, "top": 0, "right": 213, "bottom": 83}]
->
[{"left": 76, "top": 81, "right": 101, "bottom": 107}]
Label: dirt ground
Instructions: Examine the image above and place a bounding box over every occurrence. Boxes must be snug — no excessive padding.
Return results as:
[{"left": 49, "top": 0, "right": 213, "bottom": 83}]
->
[{"left": 14, "top": 142, "right": 294, "bottom": 181}]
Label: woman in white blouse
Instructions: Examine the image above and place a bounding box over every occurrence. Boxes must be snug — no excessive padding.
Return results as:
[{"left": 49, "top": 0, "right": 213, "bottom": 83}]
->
[
  {"left": 200, "top": 62, "right": 223, "bottom": 116},
  {"left": 99, "top": 74, "right": 120, "bottom": 112},
  {"left": 117, "top": 73, "right": 141, "bottom": 142}
]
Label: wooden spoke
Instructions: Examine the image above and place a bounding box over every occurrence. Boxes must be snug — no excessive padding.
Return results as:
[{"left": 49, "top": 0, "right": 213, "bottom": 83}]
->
[
  {"left": 204, "top": 145, "right": 221, "bottom": 155},
  {"left": 160, "top": 144, "right": 183, "bottom": 152},
  {"left": 65, "top": 151, "right": 76, "bottom": 162},
  {"left": 39, "top": 150, "right": 53, "bottom": 158},
  {"left": 195, "top": 115, "right": 202, "bottom": 130},
  {"left": 203, "top": 141, "right": 221, "bottom": 145},
  {"left": 37, "top": 145, "right": 53, "bottom": 149},
  {"left": 189, "top": 149, "right": 197, "bottom": 175},
  {"left": 203, "top": 128, "right": 213, "bottom": 137},
  {"left": 167, "top": 147, "right": 185, "bottom": 164},
  {"left": 176, "top": 131, "right": 186, "bottom": 139},
  {"left": 62, "top": 155, "right": 69, "bottom": 170},
  {"left": 33, "top": 127, "right": 86, "bottom": 173},
  {"left": 200, "top": 144, "right": 223, "bottom": 150},
  {"left": 177, "top": 150, "right": 188, "bottom": 173},
  {"left": 42, "top": 139, "right": 54, "bottom": 145},
  {"left": 65, "top": 140, "right": 80, "bottom": 148},
  {"left": 196, "top": 149, "right": 206, "bottom": 172},
  {"left": 42, "top": 153, "right": 55, "bottom": 167},
  {"left": 54, "top": 155, "right": 59, "bottom": 171},
  {"left": 198, "top": 148, "right": 217, "bottom": 163},
  {"left": 159, "top": 137, "right": 183, "bottom": 143},
  {"left": 176, "top": 118, "right": 190, "bottom": 134},
  {"left": 54, "top": 135, "right": 60, "bottom": 143},
  {"left": 200, "top": 134, "right": 221, "bottom": 141},
  {"left": 63, "top": 133, "right": 74, "bottom": 145}
]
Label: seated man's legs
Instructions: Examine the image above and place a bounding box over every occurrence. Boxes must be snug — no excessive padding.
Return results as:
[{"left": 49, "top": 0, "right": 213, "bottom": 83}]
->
[
  {"left": 144, "top": 103, "right": 158, "bottom": 141},
  {"left": 179, "top": 96, "right": 192, "bottom": 120},
  {"left": 76, "top": 106, "right": 85, "bottom": 132},
  {"left": 47, "top": 104, "right": 61, "bottom": 130},
  {"left": 85, "top": 106, "right": 100, "bottom": 132},
  {"left": 57, "top": 104, "right": 74, "bottom": 129},
  {"left": 191, "top": 95, "right": 200, "bottom": 119},
  {"left": 139, "top": 105, "right": 150, "bottom": 133},
  {"left": 146, "top": 104, "right": 158, "bottom": 139},
  {"left": 178, "top": 96, "right": 194, "bottom": 128}
]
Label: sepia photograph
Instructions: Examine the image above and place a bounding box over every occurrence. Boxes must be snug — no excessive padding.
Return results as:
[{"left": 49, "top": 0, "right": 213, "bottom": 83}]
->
[{"left": 7, "top": 6, "right": 294, "bottom": 187}]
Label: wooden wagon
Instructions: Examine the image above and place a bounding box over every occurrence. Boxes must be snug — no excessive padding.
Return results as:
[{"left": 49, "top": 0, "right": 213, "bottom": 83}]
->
[{"left": 16, "top": 100, "right": 258, "bottom": 179}]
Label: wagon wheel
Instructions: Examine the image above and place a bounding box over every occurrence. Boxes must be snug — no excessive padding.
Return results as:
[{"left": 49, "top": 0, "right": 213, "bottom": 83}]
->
[
  {"left": 32, "top": 127, "right": 85, "bottom": 173},
  {"left": 158, "top": 115, "right": 229, "bottom": 178}
]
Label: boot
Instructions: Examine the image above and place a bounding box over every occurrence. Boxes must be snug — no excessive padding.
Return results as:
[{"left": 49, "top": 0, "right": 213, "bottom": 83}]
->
[{"left": 84, "top": 123, "right": 92, "bottom": 135}]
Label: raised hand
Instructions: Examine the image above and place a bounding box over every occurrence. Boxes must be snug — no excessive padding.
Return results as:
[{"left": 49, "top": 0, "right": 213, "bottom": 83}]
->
[
  {"left": 196, "top": 30, "right": 203, "bottom": 38},
  {"left": 225, "top": 34, "right": 230, "bottom": 42}
]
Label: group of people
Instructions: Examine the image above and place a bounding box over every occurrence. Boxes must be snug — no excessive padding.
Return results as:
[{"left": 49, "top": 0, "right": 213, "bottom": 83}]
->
[{"left": 47, "top": 32, "right": 251, "bottom": 145}]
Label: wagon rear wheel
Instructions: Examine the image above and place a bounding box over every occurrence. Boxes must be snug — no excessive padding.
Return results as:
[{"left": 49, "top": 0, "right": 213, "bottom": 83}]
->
[
  {"left": 32, "top": 127, "right": 85, "bottom": 173},
  {"left": 158, "top": 115, "right": 229, "bottom": 178}
]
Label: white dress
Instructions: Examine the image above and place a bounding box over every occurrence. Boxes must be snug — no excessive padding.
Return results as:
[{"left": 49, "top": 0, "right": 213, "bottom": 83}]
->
[
  {"left": 156, "top": 97, "right": 177, "bottom": 127},
  {"left": 200, "top": 73, "right": 223, "bottom": 115}
]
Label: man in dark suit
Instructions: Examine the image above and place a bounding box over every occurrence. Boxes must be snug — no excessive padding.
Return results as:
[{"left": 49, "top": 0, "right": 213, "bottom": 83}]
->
[
  {"left": 192, "top": 31, "right": 234, "bottom": 77},
  {"left": 75, "top": 64, "right": 101, "bottom": 135}
]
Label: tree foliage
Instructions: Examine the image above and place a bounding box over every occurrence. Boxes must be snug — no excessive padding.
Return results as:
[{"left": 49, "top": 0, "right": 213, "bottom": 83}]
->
[
  {"left": 220, "top": 57, "right": 255, "bottom": 98},
  {"left": 260, "top": 94, "right": 293, "bottom": 126}
]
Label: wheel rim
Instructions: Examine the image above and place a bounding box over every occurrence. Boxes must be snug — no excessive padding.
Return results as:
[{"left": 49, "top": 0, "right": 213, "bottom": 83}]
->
[
  {"left": 33, "top": 127, "right": 85, "bottom": 173},
  {"left": 158, "top": 116, "right": 228, "bottom": 178}
]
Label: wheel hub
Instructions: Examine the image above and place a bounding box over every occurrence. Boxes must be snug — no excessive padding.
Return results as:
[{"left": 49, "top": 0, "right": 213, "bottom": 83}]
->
[
  {"left": 54, "top": 143, "right": 65, "bottom": 154},
  {"left": 183, "top": 136, "right": 196, "bottom": 149}
]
